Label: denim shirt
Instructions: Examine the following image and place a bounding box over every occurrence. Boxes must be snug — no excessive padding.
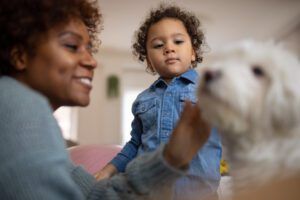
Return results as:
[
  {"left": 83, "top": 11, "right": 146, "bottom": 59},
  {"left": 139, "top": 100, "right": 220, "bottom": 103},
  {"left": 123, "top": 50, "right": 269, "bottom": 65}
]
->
[{"left": 111, "top": 69, "right": 222, "bottom": 193}]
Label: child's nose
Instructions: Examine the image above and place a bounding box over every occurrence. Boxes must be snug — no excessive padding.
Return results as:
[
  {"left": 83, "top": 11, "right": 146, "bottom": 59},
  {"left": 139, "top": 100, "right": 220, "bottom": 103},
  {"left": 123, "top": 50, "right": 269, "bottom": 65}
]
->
[{"left": 164, "top": 46, "right": 175, "bottom": 54}]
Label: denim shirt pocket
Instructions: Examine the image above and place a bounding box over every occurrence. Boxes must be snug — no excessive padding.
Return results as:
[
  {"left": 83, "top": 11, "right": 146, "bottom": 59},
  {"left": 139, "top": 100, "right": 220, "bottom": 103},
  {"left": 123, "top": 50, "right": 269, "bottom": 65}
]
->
[
  {"left": 133, "top": 98, "right": 157, "bottom": 136},
  {"left": 179, "top": 92, "right": 197, "bottom": 112}
]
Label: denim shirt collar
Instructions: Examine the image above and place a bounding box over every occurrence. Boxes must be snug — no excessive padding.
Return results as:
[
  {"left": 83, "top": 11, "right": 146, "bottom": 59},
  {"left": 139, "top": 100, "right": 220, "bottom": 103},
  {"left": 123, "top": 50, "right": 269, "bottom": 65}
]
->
[
  {"left": 150, "top": 69, "right": 198, "bottom": 89},
  {"left": 180, "top": 68, "right": 198, "bottom": 83}
]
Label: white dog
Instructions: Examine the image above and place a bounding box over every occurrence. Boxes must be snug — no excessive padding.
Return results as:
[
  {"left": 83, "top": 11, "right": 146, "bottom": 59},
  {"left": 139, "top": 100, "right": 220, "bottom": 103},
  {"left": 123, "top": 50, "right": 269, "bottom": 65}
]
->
[{"left": 198, "top": 41, "right": 300, "bottom": 190}]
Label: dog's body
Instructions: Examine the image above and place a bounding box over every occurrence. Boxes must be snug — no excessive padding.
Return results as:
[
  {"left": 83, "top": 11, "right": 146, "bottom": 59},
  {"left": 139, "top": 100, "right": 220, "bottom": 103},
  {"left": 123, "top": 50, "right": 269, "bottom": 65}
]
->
[{"left": 198, "top": 41, "right": 300, "bottom": 190}]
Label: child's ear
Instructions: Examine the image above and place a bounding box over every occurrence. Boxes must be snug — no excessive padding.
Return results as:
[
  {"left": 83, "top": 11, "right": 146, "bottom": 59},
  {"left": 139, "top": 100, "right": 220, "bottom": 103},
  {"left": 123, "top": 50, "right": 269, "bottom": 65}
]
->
[
  {"left": 10, "top": 47, "right": 28, "bottom": 71},
  {"left": 146, "top": 59, "right": 155, "bottom": 73}
]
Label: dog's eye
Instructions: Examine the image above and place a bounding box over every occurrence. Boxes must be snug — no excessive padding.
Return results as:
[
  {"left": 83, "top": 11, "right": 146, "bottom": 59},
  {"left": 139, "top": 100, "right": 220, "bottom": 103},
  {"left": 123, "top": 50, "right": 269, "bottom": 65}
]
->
[{"left": 251, "top": 65, "right": 265, "bottom": 77}]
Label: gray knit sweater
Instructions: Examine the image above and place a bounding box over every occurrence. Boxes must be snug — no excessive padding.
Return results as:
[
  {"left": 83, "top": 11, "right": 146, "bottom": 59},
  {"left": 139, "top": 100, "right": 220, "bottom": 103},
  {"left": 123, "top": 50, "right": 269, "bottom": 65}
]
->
[{"left": 0, "top": 76, "right": 185, "bottom": 199}]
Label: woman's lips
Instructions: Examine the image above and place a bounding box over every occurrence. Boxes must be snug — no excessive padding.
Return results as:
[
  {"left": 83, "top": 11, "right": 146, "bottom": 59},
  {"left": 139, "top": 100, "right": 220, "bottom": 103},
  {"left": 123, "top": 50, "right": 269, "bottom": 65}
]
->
[
  {"left": 74, "top": 77, "right": 93, "bottom": 90},
  {"left": 79, "top": 78, "right": 92, "bottom": 87}
]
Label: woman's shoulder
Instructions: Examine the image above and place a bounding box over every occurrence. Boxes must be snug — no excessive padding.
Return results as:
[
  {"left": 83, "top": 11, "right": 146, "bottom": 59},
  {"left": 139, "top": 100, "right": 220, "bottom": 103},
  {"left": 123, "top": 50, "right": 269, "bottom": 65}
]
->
[
  {"left": 0, "top": 76, "right": 52, "bottom": 117},
  {"left": 0, "top": 76, "right": 49, "bottom": 104},
  {"left": 0, "top": 76, "right": 65, "bottom": 158}
]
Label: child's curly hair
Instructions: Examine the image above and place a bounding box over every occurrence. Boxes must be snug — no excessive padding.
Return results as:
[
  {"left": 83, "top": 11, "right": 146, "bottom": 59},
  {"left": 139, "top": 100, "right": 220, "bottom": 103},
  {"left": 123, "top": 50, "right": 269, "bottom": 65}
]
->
[
  {"left": 132, "top": 4, "right": 206, "bottom": 68},
  {"left": 0, "top": 0, "right": 102, "bottom": 76}
]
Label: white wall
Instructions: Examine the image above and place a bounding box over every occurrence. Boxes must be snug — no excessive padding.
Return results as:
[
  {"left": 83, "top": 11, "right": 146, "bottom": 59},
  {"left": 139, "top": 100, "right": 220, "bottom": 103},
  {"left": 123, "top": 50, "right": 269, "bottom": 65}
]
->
[
  {"left": 76, "top": 48, "right": 156, "bottom": 145},
  {"left": 280, "top": 24, "right": 300, "bottom": 57}
]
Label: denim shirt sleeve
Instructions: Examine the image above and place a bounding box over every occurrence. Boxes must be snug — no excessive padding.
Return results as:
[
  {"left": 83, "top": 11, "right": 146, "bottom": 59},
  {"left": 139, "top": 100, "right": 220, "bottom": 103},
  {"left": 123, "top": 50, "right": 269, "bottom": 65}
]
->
[{"left": 110, "top": 101, "right": 142, "bottom": 172}]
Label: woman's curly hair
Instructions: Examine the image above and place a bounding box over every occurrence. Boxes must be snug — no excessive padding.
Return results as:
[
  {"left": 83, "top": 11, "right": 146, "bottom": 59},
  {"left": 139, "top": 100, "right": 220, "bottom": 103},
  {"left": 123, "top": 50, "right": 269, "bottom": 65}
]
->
[
  {"left": 132, "top": 4, "right": 206, "bottom": 68},
  {"left": 0, "top": 0, "right": 102, "bottom": 75}
]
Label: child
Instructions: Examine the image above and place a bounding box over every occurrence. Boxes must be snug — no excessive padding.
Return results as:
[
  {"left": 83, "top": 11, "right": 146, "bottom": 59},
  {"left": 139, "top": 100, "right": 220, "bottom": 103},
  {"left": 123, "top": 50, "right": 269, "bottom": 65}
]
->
[{"left": 97, "top": 4, "right": 222, "bottom": 200}]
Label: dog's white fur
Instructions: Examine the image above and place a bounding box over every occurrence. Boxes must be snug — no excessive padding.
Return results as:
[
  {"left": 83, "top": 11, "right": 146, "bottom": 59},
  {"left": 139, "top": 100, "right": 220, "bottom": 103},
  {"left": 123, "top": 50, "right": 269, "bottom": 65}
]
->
[{"left": 198, "top": 41, "right": 300, "bottom": 189}]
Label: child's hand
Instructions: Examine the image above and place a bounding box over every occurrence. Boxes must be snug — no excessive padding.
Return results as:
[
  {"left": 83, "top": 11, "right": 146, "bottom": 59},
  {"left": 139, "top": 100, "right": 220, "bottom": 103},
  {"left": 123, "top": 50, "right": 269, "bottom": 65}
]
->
[
  {"left": 94, "top": 163, "right": 118, "bottom": 181},
  {"left": 164, "top": 101, "right": 210, "bottom": 169}
]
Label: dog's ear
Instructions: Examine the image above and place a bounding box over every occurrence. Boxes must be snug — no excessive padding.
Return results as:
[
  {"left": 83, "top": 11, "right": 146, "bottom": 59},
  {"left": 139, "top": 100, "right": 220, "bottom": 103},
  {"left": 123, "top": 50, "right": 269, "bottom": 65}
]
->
[{"left": 266, "top": 74, "right": 300, "bottom": 132}]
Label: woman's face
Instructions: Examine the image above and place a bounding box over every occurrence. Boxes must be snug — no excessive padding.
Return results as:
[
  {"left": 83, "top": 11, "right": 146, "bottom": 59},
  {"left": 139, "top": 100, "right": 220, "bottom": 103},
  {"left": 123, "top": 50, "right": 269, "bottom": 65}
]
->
[{"left": 14, "top": 19, "right": 97, "bottom": 109}]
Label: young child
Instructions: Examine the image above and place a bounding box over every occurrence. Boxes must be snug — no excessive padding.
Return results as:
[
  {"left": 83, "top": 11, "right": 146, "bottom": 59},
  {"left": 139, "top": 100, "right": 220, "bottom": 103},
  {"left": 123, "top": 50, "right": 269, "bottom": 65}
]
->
[{"left": 97, "top": 4, "right": 222, "bottom": 199}]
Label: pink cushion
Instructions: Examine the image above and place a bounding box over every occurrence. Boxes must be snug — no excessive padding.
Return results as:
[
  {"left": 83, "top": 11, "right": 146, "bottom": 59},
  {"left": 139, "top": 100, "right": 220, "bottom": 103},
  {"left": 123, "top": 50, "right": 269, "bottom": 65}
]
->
[{"left": 68, "top": 144, "right": 122, "bottom": 174}]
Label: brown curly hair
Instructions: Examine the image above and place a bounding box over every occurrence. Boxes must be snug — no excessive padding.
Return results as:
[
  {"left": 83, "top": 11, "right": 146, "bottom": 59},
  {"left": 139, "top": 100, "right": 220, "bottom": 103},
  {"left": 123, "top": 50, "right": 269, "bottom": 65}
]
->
[
  {"left": 0, "top": 0, "right": 102, "bottom": 76},
  {"left": 132, "top": 4, "right": 206, "bottom": 69}
]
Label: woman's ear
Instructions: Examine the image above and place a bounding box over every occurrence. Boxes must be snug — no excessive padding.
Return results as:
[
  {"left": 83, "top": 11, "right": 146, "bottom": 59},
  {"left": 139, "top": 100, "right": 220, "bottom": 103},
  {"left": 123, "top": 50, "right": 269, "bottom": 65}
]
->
[
  {"left": 191, "top": 49, "right": 196, "bottom": 62},
  {"left": 10, "top": 47, "right": 28, "bottom": 71}
]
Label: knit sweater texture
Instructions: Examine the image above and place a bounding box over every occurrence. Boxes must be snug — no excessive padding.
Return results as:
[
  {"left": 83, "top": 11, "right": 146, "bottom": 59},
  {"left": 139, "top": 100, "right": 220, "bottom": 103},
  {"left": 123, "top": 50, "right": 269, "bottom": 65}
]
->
[{"left": 0, "top": 76, "right": 185, "bottom": 199}]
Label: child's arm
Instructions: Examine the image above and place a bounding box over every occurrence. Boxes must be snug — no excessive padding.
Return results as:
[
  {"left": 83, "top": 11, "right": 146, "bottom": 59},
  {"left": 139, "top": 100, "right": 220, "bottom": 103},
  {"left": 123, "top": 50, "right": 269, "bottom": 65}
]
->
[
  {"left": 95, "top": 132, "right": 140, "bottom": 180},
  {"left": 95, "top": 115, "right": 142, "bottom": 180},
  {"left": 95, "top": 163, "right": 117, "bottom": 180},
  {"left": 110, "top": 125, "right": 141, "bottom": 172},
  {"left": 90, "top": 101, "right": 211, "bottom": 199}
]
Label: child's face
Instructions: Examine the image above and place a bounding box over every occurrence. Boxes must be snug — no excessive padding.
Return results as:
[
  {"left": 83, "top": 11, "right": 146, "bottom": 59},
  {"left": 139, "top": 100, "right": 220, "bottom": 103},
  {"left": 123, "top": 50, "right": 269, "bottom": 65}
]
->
[{"left": 146, "top": 18, "right": 195, "bottom": 81}]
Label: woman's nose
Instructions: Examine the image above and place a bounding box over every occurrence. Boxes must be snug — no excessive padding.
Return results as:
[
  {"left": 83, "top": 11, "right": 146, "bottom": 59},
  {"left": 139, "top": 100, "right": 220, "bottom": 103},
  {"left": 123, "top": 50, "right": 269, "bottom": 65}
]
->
[{"left": 81, "top": 51, "right": 97, "bottom": 69}]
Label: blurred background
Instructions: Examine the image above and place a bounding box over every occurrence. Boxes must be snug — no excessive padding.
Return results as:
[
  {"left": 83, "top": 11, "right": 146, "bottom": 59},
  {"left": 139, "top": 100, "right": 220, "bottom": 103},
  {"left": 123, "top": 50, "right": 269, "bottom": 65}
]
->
[{"left": 54, "top": 0, "right": 300, "bottom": 147}]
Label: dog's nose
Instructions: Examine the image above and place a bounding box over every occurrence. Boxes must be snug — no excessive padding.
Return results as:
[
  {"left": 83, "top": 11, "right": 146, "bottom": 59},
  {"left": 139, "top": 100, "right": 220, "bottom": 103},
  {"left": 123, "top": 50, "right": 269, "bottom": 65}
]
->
[{"left": 203, "top": 70, "right": 221, "bottom": 84}]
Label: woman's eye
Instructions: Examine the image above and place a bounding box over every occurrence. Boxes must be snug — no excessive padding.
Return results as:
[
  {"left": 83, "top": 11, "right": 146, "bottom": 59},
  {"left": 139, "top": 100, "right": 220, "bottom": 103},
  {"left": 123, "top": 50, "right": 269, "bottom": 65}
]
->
[
  {"left": 65, "top": 44, "right": 78, "bottom": 51},
  {"left": 86, "top": 44, "right": 94, "bottom": 54},
  {"left": 251, "top": 65, "right": 265, "bottom": 77}
]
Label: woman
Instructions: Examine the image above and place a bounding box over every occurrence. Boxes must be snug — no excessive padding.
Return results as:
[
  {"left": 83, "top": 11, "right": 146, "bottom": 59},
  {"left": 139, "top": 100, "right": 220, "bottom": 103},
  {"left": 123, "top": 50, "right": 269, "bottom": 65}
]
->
[{"left": 0, "top": 0, "right": 210, "bottom": 199}]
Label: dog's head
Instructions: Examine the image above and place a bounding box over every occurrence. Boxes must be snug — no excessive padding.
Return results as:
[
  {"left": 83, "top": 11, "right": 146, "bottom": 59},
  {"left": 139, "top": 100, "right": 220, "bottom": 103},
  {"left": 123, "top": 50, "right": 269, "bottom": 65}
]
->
[{"left": 198, "top": 41, "right": 300, "bottom": 137}]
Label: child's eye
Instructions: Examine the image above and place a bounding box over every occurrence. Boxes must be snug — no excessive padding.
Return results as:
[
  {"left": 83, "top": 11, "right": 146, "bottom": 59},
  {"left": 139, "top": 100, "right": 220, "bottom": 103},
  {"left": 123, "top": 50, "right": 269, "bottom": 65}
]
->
[
  {"left": 153, "top": 43, "right": 164, "bottom": 49},
  {"left": 174, "top": 40, "right": 184, "bottom": 45}
]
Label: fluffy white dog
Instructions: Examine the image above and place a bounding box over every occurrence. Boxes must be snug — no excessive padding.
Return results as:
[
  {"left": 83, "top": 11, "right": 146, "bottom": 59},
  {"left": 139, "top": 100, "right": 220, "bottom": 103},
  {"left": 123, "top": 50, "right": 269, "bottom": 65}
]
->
[{"left": 198, "top": 41, "right": 300, "bottom": 190}]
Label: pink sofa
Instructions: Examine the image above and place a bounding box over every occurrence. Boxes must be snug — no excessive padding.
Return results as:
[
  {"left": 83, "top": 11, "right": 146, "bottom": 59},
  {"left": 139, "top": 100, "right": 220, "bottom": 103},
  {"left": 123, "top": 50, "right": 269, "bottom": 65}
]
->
[{"left": 68, "top": 144, "right": 122, "bottom": 174}]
